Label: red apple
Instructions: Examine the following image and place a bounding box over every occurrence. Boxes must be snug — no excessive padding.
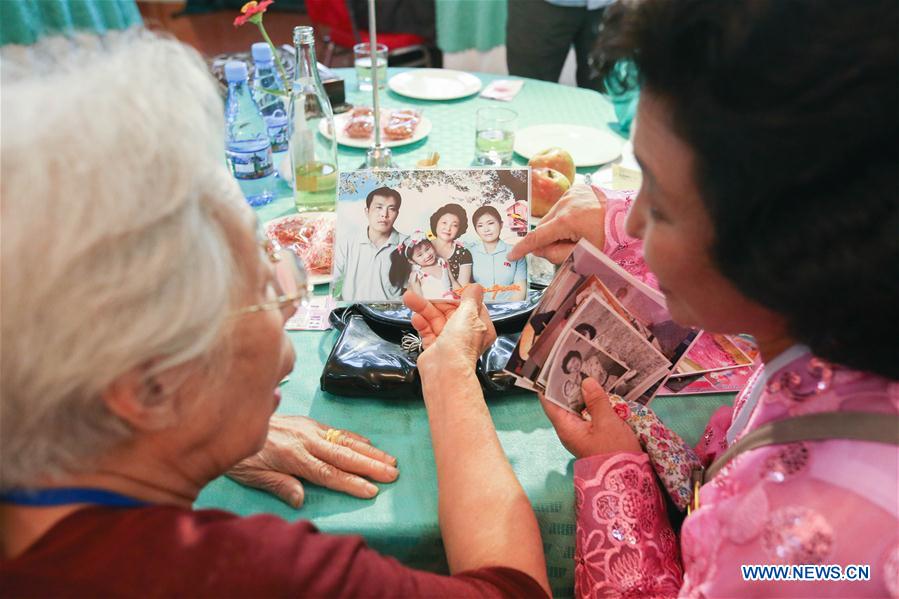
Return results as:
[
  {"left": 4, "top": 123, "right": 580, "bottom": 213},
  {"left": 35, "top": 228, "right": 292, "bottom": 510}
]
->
[
  {"left": 528, "top": 147, "right": 576, "bottom": 185},
  {"left": 531, "top": 167, "right": 571, "bottom": 217}
]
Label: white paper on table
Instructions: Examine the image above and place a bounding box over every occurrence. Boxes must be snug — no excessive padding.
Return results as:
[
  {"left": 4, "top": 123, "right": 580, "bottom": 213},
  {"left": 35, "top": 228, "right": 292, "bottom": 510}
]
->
[
  {"left": 286, "top": 295, "right": 336, "bottom": 330},
  {"left": 480, "top": 79, "right": 524, "bottom": 101}
]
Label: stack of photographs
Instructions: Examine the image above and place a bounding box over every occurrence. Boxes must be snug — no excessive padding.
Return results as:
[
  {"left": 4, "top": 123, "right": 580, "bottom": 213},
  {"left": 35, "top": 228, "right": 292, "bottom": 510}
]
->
[
  {"left": 505, "top": 240, "right": 698, "bottom": 413},
  {"left": 655, "top": 332, "right": 761, "bottom": 396}
]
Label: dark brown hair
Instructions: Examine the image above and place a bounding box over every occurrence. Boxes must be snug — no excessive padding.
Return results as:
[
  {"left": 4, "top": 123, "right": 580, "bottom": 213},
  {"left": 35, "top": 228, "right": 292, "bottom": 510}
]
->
[
  {"left": 365, "top": 186, "right": 402, "bottom": 209},
  {"left": 429, "top": 203, "right": 468, "bottom": 240},
  {"left": 596, "top": 0, "right": 898, "bottom": 378}
]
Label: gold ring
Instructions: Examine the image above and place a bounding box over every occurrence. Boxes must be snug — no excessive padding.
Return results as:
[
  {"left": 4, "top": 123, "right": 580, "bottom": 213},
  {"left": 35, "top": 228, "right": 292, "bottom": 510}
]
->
[{"left": 325, "top": 428, "right": 344, "bottom": 444}]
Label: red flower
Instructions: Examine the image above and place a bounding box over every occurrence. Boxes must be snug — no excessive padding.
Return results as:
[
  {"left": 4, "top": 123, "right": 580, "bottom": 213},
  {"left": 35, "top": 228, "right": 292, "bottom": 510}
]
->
[
  {"left": 234, "top": 0, "right": 274, "bottom": 27},
  {"left": 613, "top": 402, "right": 630, "bottom": 420}
]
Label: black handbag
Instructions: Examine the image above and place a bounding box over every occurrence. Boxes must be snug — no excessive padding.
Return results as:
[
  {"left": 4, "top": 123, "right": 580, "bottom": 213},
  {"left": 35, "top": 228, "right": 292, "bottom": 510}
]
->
[{"left": 320, "top": 291, "right": 543, "bottom": 398}]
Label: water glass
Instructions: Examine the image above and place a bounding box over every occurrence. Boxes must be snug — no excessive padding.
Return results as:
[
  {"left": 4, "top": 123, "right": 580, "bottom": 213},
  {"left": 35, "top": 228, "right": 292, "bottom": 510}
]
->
[
  {"left": 354, "top": 43, "right": 387, "bottom": 91},
  {"left": 474, "top": 107, "right": 517, "bottom": 166}
]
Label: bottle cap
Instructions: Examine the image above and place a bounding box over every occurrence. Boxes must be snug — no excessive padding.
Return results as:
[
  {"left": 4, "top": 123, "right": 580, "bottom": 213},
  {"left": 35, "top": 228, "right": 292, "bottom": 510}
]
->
[
  {"left": 252, "top": 42, "right": 273, "bottom": 64},
  {"left": 293, "top": 26, "right": 315, "bottom": 45},
  {"left": 224, "top": 60, "right": 248, "bottom": 83}
]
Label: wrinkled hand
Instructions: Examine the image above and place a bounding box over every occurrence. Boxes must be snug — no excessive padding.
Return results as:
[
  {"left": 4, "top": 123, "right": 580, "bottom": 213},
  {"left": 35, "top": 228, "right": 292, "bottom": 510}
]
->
[
  {"left": 227, "top": 414, "right": 399, "bottom": 508},
  {"left": 403, "top": 284, "right": 497, "bottom": 368},
  {"left": 507, "top": 184, "right": 607, "bottom": 264},
  {"left": 540, "top": 378, "right": 641, "bottom": 459}
]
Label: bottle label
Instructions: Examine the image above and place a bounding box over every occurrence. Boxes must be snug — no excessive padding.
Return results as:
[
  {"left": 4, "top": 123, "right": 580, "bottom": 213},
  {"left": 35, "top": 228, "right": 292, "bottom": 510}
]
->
[
  {"left": 266, "top": 110, "right": 289, "bottom": 153},
  {"left": 227, "top": 144, "right": 274, "bottom": 180}
]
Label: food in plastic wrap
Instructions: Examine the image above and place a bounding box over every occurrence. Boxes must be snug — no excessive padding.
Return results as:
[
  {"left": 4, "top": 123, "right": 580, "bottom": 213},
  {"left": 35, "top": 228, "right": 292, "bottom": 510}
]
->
[
  {"left": 344, "top": 106, "right": 374, "bottom": 139},
  {"left": 267, "top": 216, "right": 335, "bottom": 273},
  {"left": 383, "top": 109, "right": 421, "bottom": 141},
  {"left": 341, "top": 106, "right": 421, "bottom": 141}
]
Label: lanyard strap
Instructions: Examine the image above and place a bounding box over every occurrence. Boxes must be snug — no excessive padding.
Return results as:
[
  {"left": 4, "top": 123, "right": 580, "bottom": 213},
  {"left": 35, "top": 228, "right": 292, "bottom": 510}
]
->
[
  {"left": 0, "top": 487, "right": 150, "bottom": 508},
  {"left": 689, "top": 411, "right": 899, "bottom": 516},
  {"left": 704, "top": 411, "right": 899, "bottom": 484}
]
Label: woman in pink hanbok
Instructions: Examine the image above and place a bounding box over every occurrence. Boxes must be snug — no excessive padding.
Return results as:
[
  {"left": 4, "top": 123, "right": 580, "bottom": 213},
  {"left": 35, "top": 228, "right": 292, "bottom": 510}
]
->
[{"left": 407, "top": 0, "right": 898, "bottom": 596}]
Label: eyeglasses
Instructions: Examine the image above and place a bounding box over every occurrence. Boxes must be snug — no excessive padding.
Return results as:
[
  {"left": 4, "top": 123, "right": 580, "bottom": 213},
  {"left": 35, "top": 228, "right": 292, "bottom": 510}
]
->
[{"left": 236, "top": 236, "right": 311, "bottom": 318}]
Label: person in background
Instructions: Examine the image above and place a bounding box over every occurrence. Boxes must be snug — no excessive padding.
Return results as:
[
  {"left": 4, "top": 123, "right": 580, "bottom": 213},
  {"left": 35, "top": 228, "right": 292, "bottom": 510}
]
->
[
  {"left": 469, "top": 206, "right": 527, "bottom": 301},
  {"left": 506, "top": 0, "right": 613, "bottom": 90},
  {"left": 0, "top": 31, "right": 549, "bottom": 598},
  {"left": 415, "top": 0, "right": 899, "bottom": 595}
]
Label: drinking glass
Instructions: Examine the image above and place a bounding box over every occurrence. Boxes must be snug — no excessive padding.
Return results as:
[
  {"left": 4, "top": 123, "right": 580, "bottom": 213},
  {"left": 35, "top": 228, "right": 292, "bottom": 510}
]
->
[
  {"left": 474, "top": 107, "right": 517, "bottom": 166},
  {"left": 353, "top": 43, "right": 388, "bottom": 91}
]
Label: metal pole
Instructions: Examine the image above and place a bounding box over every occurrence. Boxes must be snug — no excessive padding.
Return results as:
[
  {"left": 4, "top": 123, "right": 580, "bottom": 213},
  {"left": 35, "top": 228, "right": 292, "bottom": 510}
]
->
[
  {"left": 362, "top": 0, "right": 395, "bottom": 168},
  {"left": 369, "top": 0, "right": 381, "bottom": 147}
]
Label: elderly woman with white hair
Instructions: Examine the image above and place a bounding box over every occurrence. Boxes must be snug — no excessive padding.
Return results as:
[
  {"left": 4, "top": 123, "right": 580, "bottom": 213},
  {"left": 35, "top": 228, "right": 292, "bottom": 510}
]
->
[{"left": 0, "top": 31, "right": 549, "bottom": 597}]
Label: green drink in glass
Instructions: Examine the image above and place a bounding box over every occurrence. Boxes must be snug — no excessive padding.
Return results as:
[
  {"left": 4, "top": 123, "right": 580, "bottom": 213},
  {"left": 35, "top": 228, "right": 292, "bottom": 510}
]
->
[{"left": 474, "top": 107, "right": 517, "bottom": 165}]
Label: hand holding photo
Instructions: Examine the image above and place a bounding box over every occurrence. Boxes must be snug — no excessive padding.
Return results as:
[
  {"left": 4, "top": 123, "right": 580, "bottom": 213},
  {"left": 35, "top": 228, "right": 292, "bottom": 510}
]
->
[
  {"left": 332, "top": 169, "right": 530, "bottom": 303},
  {"left": 506, "top": 239, "right": 698, "bottom": 405},
  {"left": 537, "top": 293, "right": 670, "bottom": 403},
  {"left": 544, "top": 330, "right": 630, "bottom": 413}
]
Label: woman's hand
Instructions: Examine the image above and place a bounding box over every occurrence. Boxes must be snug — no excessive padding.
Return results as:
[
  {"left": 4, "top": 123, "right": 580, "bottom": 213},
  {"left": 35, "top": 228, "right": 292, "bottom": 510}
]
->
[
  {"left": 403, "top": 284, "right": 496, "bottom": 368},
  {"left": 227, "top": 415, "right": 399, "bottom": 508},
  {"left": 507, "top": 184, "right": 607, "bottom": 264},
  {"left": 540, "top": 377, "right": 642, "bottom": 459}
]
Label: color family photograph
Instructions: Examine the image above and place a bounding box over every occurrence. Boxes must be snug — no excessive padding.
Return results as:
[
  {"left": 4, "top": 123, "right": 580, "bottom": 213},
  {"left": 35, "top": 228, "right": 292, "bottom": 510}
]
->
[{"left": 332, "top": 168, "right": 529, "bottom": 302}]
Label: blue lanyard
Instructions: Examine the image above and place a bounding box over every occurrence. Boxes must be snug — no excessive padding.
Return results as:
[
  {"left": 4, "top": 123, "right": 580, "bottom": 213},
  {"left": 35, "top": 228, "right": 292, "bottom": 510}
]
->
[{"left": 0, "top": 487, "right": 149, "bottom": 508}]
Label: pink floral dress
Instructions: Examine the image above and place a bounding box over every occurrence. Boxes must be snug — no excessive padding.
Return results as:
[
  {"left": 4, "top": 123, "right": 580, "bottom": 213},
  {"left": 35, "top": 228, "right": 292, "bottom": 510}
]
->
[{"left": 573, "top": 346, "right": 899, "bottom": 597}]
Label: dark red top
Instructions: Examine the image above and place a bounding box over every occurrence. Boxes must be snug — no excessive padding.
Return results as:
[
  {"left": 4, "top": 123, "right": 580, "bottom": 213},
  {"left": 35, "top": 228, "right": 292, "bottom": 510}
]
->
[{"left": 1, "top": 506, "right": 547, "bottom": 598}]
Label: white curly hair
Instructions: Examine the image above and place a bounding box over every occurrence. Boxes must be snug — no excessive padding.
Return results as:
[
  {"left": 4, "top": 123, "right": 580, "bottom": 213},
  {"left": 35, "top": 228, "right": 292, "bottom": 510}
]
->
[{"left": 1, "top": 30, "right": 248, "bottom": 489}]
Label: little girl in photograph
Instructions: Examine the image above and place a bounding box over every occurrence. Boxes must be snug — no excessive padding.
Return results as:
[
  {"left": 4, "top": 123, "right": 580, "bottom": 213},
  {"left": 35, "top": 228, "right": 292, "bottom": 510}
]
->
[{"left": 389, "top": 230, "right": 459, "bottom": 299}]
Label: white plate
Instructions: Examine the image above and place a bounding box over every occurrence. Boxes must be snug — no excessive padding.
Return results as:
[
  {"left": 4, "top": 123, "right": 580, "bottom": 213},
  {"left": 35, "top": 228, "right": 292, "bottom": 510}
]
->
[
  {"left": 320, "top": 111, "right": 432, "bottom": 149},
  {"left": 388, "top": 69, "right": 482, "bottom": 101},
  {"left": 514, "top": 124, "right": 624, "bottom": 167},
  {"left": 264, "top": 212, "right": 336, "bottom": 286}
]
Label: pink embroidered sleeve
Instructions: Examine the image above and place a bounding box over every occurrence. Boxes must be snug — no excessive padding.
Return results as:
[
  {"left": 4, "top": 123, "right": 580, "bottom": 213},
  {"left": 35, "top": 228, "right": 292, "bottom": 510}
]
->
[
  {"left": 574, "top": 451, "right": 683, "bottom": 598},
  {"left": 598, "top": 191, "right": 660, "bottom": 291}
]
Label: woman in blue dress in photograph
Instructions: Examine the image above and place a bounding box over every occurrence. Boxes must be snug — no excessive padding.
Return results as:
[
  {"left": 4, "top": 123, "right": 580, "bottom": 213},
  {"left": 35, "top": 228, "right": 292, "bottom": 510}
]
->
[{"left": 468, "top": 206, "right": 527, "bottom": 301}]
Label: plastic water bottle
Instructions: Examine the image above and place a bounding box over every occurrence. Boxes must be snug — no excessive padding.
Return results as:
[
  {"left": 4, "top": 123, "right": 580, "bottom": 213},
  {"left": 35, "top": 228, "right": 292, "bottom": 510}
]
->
[
  {"left": 251, "top": 43, "right": 289, "bottom": 155},
  {"left": 224, "top": 60, "right": 277, "bottom": 207}
]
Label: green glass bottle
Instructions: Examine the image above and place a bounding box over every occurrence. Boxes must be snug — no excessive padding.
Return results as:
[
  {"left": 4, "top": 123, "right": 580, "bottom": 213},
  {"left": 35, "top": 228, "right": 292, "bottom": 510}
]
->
[{"left": 288, "top": 26, "right": 338, "bottom": 213}]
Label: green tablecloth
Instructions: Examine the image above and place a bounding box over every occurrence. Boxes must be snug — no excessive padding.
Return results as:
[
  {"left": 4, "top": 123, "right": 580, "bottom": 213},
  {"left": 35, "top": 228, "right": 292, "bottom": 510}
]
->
[
  {"left": 0, "top": 0, "right": 142, "bottom": 46},
  {"left": 435, "top": 0, "right": 507, "bottom": 53},
  {"left": 196, "top": 68, "right": 733, "bottom": 598}
]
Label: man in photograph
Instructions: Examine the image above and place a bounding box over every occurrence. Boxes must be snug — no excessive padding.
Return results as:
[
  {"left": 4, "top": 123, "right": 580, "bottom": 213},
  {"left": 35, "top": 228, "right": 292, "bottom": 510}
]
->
[{"left": 333, "top": 186, "right": 407, "bottom": 301}]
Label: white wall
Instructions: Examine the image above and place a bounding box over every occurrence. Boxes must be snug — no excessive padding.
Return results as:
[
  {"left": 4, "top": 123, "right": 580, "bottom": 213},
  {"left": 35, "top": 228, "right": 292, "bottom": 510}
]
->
[{"left": 443, "top": 45, "right": 577, "bottom": 87}]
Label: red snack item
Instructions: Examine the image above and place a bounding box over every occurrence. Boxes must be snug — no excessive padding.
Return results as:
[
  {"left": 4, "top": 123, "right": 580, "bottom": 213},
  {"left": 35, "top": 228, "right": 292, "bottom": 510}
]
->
[
  {"left": 344, "top": 117, "right": 373, "bottom": 139},
  {"left": 389, "top": 109, "right": 419, "bottom": 122},
  {"left": 268, "top": 216, "right": 335, "bottom": 273},
  {"left": 383, "top": 109, "right": 421, "bottom": 141},
  {"left": 344, "top": 105, "right": 375, "bottom": 139}
]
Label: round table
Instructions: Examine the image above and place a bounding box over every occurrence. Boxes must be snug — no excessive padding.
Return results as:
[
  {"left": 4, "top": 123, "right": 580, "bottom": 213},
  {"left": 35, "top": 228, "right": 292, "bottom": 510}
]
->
[{"left": 197, "top": 68, "right": 733, "bottom": 598}]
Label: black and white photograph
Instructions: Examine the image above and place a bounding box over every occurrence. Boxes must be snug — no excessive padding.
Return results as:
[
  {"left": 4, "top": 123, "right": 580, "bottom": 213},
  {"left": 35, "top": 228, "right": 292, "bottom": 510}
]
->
[
  {"left": 544, "top": 330, "right": 630, "bottom": 413},
  {"left": 570, "top": 241, "right": 696, "bottom": 362},
  {"left": 506, "top": 256, "right": 586, "bottom": 381},
  {"left": 538, "top": 293, "right": 671, "bottom": 402},
  {"left": 331, "top": 168, "right": 529, "bottom": 303}
]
